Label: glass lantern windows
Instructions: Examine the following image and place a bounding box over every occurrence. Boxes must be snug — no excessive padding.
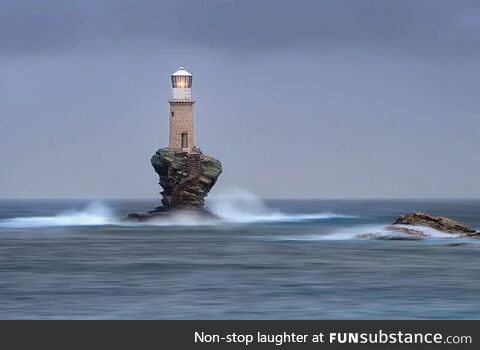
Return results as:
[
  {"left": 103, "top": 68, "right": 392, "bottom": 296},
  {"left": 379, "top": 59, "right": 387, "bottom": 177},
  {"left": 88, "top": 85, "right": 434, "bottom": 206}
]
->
[{"left": 171, "top": 75, "right": 192, "bottom": 89}]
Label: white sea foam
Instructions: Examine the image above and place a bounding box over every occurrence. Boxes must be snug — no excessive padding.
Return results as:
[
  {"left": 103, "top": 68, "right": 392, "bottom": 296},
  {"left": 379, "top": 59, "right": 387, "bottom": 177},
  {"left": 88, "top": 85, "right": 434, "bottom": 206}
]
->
[
  {"left": 274, "top": 223, "right": 462, "bottom": 242},
  {"left": 0, "top": 202, "right": 114, "bottom": 228},
  {"left": 206, "top": 189, "right": 353, "bottom": 224},
  {"left": 274, "top": 225, "right": 384, "bottom": 241},
  {"left": 391, "top": 224, "right": 455, "bottom": 238},
  {"left": 0, "top": 190, "right": 353, "bottom": 228},
  {"left": 297, "top": 224, "right": 458, "bottom": 241}
]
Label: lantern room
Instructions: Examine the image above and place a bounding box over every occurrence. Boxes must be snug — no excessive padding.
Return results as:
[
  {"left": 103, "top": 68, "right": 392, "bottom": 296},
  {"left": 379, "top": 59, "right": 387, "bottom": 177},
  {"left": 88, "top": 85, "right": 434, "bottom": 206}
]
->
[
  {"left": 171, "top": 66, "right": 193, "bottom": 101},
  {"left": 171, "top": 66, "right": 192, "bottom": 89}
]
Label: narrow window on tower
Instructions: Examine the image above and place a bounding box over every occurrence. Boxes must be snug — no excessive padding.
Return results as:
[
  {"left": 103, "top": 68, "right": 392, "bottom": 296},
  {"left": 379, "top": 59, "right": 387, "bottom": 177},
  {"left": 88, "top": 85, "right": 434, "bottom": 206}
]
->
[
  {"left": 171, "top": 111, "right": 174, "bottom": 117},
  {"left": 181, "top": 132, "right": 188, "bottom": 148}
]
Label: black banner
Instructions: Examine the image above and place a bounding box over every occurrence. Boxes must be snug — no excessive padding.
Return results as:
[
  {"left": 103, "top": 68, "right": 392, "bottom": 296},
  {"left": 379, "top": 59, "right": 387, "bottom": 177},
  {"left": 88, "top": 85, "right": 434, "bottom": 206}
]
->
[{"left": 0, "top": 320, "right": 477, "bottom": 349}]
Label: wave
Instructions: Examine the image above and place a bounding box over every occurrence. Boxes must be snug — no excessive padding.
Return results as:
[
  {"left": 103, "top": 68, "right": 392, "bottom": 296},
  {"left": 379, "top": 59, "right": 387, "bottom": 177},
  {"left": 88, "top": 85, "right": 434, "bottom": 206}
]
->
[
  {"left": 206, "top": 189, "right": 355, "bottom": 224},
  {"left": 276, "top": 224, "right": 463, "bottom": 241},
  {"left": 0, "top": 202, "right": 115, "bottom": 228},
  {"left": 0, "top": 190, "right": 355, "bottom": 228}
]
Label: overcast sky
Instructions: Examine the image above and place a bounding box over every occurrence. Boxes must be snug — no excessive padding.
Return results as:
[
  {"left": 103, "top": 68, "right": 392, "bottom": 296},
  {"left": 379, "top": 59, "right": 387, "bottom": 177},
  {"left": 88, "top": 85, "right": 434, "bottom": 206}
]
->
[{"left": 1, "top": 0, "right": 479, "bottom": 199}]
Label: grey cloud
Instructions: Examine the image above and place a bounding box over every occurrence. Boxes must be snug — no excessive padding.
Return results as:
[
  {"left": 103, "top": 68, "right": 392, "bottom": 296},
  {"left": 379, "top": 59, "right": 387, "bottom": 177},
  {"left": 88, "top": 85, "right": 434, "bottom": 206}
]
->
[
  {"left": 1, "top": 0, "right": 480, "bottom": 58},
  {"left": 1, "top": 0, "right": 480, "bottom": 199}
]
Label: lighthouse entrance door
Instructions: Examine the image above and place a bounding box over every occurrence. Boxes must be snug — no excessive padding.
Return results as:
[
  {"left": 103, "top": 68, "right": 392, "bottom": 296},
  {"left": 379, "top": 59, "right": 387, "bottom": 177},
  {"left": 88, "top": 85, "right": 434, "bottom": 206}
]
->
[{"left": 181, "top": 132, "right": 188, "bottom": 148}]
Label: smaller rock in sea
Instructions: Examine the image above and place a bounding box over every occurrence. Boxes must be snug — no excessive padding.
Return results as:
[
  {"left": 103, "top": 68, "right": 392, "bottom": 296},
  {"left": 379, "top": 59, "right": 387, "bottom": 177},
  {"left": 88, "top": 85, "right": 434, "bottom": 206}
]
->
[{"left": 393, "top": 212, "right": 479, "bottom": 237}]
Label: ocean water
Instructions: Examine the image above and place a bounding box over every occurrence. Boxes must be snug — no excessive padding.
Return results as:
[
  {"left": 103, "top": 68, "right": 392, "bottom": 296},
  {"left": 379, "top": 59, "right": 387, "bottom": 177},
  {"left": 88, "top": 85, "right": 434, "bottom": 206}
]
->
[{"left": 0, "top": 195, "right": 479, "bottom": 319}]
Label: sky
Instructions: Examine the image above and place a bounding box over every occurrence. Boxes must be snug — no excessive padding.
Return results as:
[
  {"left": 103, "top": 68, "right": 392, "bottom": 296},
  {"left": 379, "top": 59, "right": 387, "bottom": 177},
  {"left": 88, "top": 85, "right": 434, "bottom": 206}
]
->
[{"left": 0, "top": 0, "right": 479, "bottom": 199}]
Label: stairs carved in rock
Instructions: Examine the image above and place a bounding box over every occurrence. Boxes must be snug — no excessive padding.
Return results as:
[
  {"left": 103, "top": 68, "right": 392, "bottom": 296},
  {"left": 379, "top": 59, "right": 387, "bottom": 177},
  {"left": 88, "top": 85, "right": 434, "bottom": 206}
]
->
[{"left": 186, "top": 152, "right": 202, "bottom": 178}]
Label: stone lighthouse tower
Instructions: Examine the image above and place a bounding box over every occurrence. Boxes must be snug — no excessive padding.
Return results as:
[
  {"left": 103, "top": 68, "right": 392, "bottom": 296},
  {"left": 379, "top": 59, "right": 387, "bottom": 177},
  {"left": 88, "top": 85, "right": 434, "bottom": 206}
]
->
[
  {"left": 124, "top": 65, "right": 222, "bottom": 221},
  {"left": 169, "top": 66, "right": 195, "bottom": 151}
]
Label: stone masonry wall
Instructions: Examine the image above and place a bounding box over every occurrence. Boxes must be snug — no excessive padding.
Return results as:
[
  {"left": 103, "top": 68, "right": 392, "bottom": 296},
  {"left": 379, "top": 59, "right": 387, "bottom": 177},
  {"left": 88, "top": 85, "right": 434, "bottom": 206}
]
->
[{"left": 169, "top": 101, "right": 195, "bottom": 149}]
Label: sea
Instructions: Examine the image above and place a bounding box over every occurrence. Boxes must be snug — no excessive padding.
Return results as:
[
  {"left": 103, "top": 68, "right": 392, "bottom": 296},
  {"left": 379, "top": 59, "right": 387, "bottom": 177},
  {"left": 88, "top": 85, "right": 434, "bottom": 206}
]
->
[{"left": 0, "top": 193, "right": 479, "bottom": 319}]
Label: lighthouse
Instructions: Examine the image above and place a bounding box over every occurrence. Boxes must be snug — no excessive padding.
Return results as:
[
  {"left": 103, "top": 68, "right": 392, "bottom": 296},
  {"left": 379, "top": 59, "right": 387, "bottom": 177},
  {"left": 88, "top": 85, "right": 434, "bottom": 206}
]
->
[
  {"left": 168, "top": 66, "right": 195, "bottom": 151},
  {"left": 125, "top": 65, "right": 222, "bottom": 220}
]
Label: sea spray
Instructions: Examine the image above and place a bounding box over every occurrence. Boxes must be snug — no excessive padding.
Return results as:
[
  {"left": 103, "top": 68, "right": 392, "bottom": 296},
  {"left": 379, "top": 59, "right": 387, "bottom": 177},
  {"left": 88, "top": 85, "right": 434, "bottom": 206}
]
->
[
  {"left": 0, "top": 201, "right": 114, "bottom": 228},
  {"left": 0, "top": 191, "right": 354, "bottom": 228},
  {"left": 207, "top": 188, "right": 353, "bottom": 223}
]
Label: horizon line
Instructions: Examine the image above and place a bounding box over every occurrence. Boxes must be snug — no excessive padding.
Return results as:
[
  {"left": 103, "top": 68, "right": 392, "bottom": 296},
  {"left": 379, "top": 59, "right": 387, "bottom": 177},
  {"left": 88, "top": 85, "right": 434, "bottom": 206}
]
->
[{"left": 1, "top": 197, "right": 480, "bottom": 201}]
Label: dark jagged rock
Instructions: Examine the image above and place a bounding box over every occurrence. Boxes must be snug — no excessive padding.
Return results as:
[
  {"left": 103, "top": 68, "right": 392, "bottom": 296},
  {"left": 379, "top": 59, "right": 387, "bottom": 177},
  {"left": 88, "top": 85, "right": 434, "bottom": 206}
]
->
[
  {"left": 393, "top": 212, "right": 479, "bottom": 237},
  {"left": 151, "top": 148, "right": 222, "bottom": 209},
  {"left": 125, "top": 147, "right": 222, "bottom": 221},
  {"left": 358, "top": 213, "right": 480, "bottom": 240},
  {"left": 125, "top": 207, "right": 218, "bottom": 222}
]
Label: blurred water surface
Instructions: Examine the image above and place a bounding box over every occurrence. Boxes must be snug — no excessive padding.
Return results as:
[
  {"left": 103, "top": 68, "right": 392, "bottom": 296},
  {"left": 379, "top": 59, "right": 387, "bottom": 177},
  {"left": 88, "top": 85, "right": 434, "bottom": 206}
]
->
[{"left": 0, "top": 198, "right": 479, "bottom": 319}]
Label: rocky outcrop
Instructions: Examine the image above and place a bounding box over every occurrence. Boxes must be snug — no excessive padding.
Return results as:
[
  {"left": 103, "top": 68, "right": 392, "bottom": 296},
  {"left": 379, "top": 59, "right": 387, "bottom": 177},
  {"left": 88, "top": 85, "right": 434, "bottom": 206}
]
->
[
  {"left": 393, "top": 212, "right": 478, "bottom": 237},
  {"left": 151, "top": 148, "right": 222, "bottom": 209},
  {"left": 126, "top": 147, "right": 222, "bottom": 221},
  {"left": 358, "top": 212, "right": 479, "bottom": 240}
]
